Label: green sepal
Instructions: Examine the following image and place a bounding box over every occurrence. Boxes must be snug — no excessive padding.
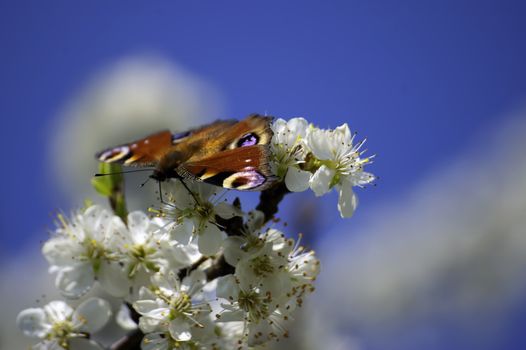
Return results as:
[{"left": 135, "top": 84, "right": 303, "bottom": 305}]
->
[{"left": 91, "top": 163, "right": 128, "bottom": 222}]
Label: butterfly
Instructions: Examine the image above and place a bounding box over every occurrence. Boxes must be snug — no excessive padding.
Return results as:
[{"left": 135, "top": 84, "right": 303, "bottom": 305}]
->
[{"left": 95, "top": 114, "right": 276, "bottom": 191}]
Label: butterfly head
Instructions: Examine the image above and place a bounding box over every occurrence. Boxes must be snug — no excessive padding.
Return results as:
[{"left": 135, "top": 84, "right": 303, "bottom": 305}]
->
[{"left": 150, "top": 169, "right": 167, "bottom": 182}]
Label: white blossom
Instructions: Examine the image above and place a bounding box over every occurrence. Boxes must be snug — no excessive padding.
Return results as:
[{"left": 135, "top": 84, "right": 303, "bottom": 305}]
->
[
  {"left": 222, "top": 210, "right": 267, "bottom": 266},
  {"left": 223, "top": 216, "right": 291, "bottom": 297},
  {"left": 119, "top": 211, "right": 198, "bottom": 289},
  {"left": 133, "top": 270, "right": 211, "bottom": 346},
  {"left": 121, "top": 211, "right": 166, "bottom": 277},
  {"left": 141, "top": 314, "right": 242, "bottom": 350},
  {"left": 42, "top": 205, "right": 130, "bottom": 298},
  {"left": 306, "top": 123, "right": 375, "bottom": 217},
  {"left": 156, "top": 181, "right": 241, "bottom": 256},
  {"left": 17, "top": 298, "right": 111, "bottom": 350},
  {"left": 270, "top": 118, "right": 375, "bottom": 217},
  {"left": 215, "top": 275, "right": 292, "bottom": 346},
  {"left": 271, "top": 117, "right": 312, "bottom": 192},
  {"left": 286, "top": 235, "right": 320, "bottom": 302},
  {"left": 218, "top": 218, "right": 320, "bottom": 345}
]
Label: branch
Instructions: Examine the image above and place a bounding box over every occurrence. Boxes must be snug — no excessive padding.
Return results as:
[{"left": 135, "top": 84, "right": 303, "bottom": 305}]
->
[
  {"left": 256, "top": 181, "right": 289, "bottom": 222},
  {"left": 110, "top": 329, "right": 143, "bottom": 350},
  {"left": 204, "top": 255, "right": 235, "bottom": 280}
]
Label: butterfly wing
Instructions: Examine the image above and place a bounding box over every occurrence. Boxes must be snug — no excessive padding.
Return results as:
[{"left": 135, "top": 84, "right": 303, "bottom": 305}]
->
[
  {"left": 96, "top": 114, "right": 276, "bottom": 191},
  {"left": 177, "top": 145, "right": 277, "bottom": 190},
  {"left": 96, "top": 130, "right": 173, "bottom": 167},
  {"left": 176, "top": 114, "right": 276, "bottom": 190},
  {"left": 183, "top": 114, "right": 273, "bottom": 163},
  {"left": 95, "top": 120, "right": 238, "bottom": 167}
]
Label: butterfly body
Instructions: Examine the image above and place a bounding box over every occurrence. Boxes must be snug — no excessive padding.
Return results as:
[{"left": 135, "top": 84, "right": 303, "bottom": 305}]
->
[{"left": 96, "top": 114, "right": 276, "bottom": 191}]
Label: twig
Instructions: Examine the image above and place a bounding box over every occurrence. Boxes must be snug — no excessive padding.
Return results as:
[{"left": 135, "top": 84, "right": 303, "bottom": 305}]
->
[
  {"left": 177, "top": 256, "right": 208, "bottom": 280},
  {"left": 110, "top": 329, "right": 143, "bottom": 350},
  {"left": 256, "top": 182, "right": 289, "bottom": 222},
  {"left": 204, "top": 255, "right": 235, "bottom": 281}
]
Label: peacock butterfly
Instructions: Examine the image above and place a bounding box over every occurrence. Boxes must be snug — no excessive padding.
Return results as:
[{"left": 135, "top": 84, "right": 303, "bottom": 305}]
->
[{"left": 95, "top": 114, "right": 276, "bottom": 191}]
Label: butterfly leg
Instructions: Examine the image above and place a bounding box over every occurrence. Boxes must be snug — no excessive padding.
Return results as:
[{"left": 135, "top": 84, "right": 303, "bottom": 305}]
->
[
  {"left": 175, "top": 176, "right": 228, "bottom": 232},
  {"left": 176, "top": 177, "right": 201, "bottom": 205},
  {"left": 158, "top": 180, "right": 164, "bottom": 204}
]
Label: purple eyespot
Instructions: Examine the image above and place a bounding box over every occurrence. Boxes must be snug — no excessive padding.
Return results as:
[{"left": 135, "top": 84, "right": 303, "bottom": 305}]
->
[
  {"left": 223, "top": 170, "right": 266, "bottom": 190},
  {"left": 237, "top": 133, "right": 259, "bottom": 147}
]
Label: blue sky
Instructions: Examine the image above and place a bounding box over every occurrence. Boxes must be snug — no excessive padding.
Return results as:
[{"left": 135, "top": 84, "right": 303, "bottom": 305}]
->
[{"left": 1, "top": 0, "right": 525, "bottom": 252}]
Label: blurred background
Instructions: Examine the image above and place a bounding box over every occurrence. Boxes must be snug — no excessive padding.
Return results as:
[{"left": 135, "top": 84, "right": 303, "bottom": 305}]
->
[{"left": 1, "top": 1, "right": 526, "bottom": 349}]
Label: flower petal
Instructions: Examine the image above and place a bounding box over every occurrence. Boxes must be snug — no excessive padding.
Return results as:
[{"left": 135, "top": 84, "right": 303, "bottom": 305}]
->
[
  {"left": 196, "top": 182, "right": 219, "bottom": 200},
  {"left": 334, "top": 123, "right": 352, "bottom": 141},
  {"left": 214, "top": 202, "right": 242, "bottom": 219},
  {"left": 286, "top": 117, "right": 309, "bottom": 142},
  {"left": 160, "top": 240, "right": 194, "bottom": 270},
  {"left": 83, "top": 206, "right": 112, "bottom": 241},
  {"left": 271, "top": 118, "right": 287, "bottom": 134},
  {"left": 127, "top": 211, "right": 150, "bottom": 245},
  {"left": 55, "top": 264, "right": 94, "bottom": 299},
  {"left": 223, "top": 236, "right": 247, "bottom": 266},
  {"left": 284, "top": 167, "right": 311, "bottom": 192},
  {"left": 133, "top": 300, "right": 164, "bottom": 317},
  {"left": 272, "top": 117, "right": 308, "bottom": 148},
  {"left": 74, "top": 297, "right": 112, "bottom": 333},
  {"left": 171, "top": 220, "right": 193, "bottom": 245},
  {"left": 197, "top": 224, "right": 224, "bottom": 256},
  {"left": 142, "top": 333, "right": 170, "bottom": 350},
  {"left": 68, "top": 338, "right": 104, "bottom": 350},
  {"left": 32, "top": 340, "right": 63, "bottom": 350},
  {"left": 135, "top": 301, "right": 169, "bottom": 333},
  {"left": 307, "top": 128, "right": 333, "bottom": 160},
  {"left": 137, "top": 286, "right": 157, "bottom": 300},
  {"left": 116, "top": 303, "right": 138, "bottom": 331},
  {"left": 246, "top": 210, "right": 264, "bottom": 232},
  {"left": 309, "top": 165, "right": 334, "bottom": 196},
  {"left": 168, "top": 318, "right": 191, "bottom": 341},
  {"left": 181, "top": 269, "right": 206, "bottom": 294},
  {"left": 351, "top": 171, "right": 376, "bottom": 186},
  {"left": 97, "top": 261, "right": 130, "bottom": 297},
  {"left": 216, "top": 309, "right": 244, "bottom": 322},
  {"left": 138, "top": 314, "right": 166, "bottom": 333},
  {"left": 16, "top": 308, "right": 50, "bottom": 338},
  {"left": 338, "top": 182, "right": 358, "bottom": 218},
  {"left": 42, "top": 237, "right": 82, "bottom": 266},
  {"left": 44, "top": 300, "right": 73, "bottom": 322},
  {"left": 216, "top": 275, "right": 239, "bottom": 300}
]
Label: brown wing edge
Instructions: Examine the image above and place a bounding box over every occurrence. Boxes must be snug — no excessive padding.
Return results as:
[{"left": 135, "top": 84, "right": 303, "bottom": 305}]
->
[{"left": 95, "top": 130, "right": 173, "bottom": 167}]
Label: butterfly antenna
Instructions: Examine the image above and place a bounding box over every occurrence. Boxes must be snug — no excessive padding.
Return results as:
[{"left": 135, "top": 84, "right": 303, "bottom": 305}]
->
[
  {"left": 94, "top": 168, "right": 154, "bottom": 177},
  {"left": 139, "top": 177, "right": 151, "bottom": 188}
]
